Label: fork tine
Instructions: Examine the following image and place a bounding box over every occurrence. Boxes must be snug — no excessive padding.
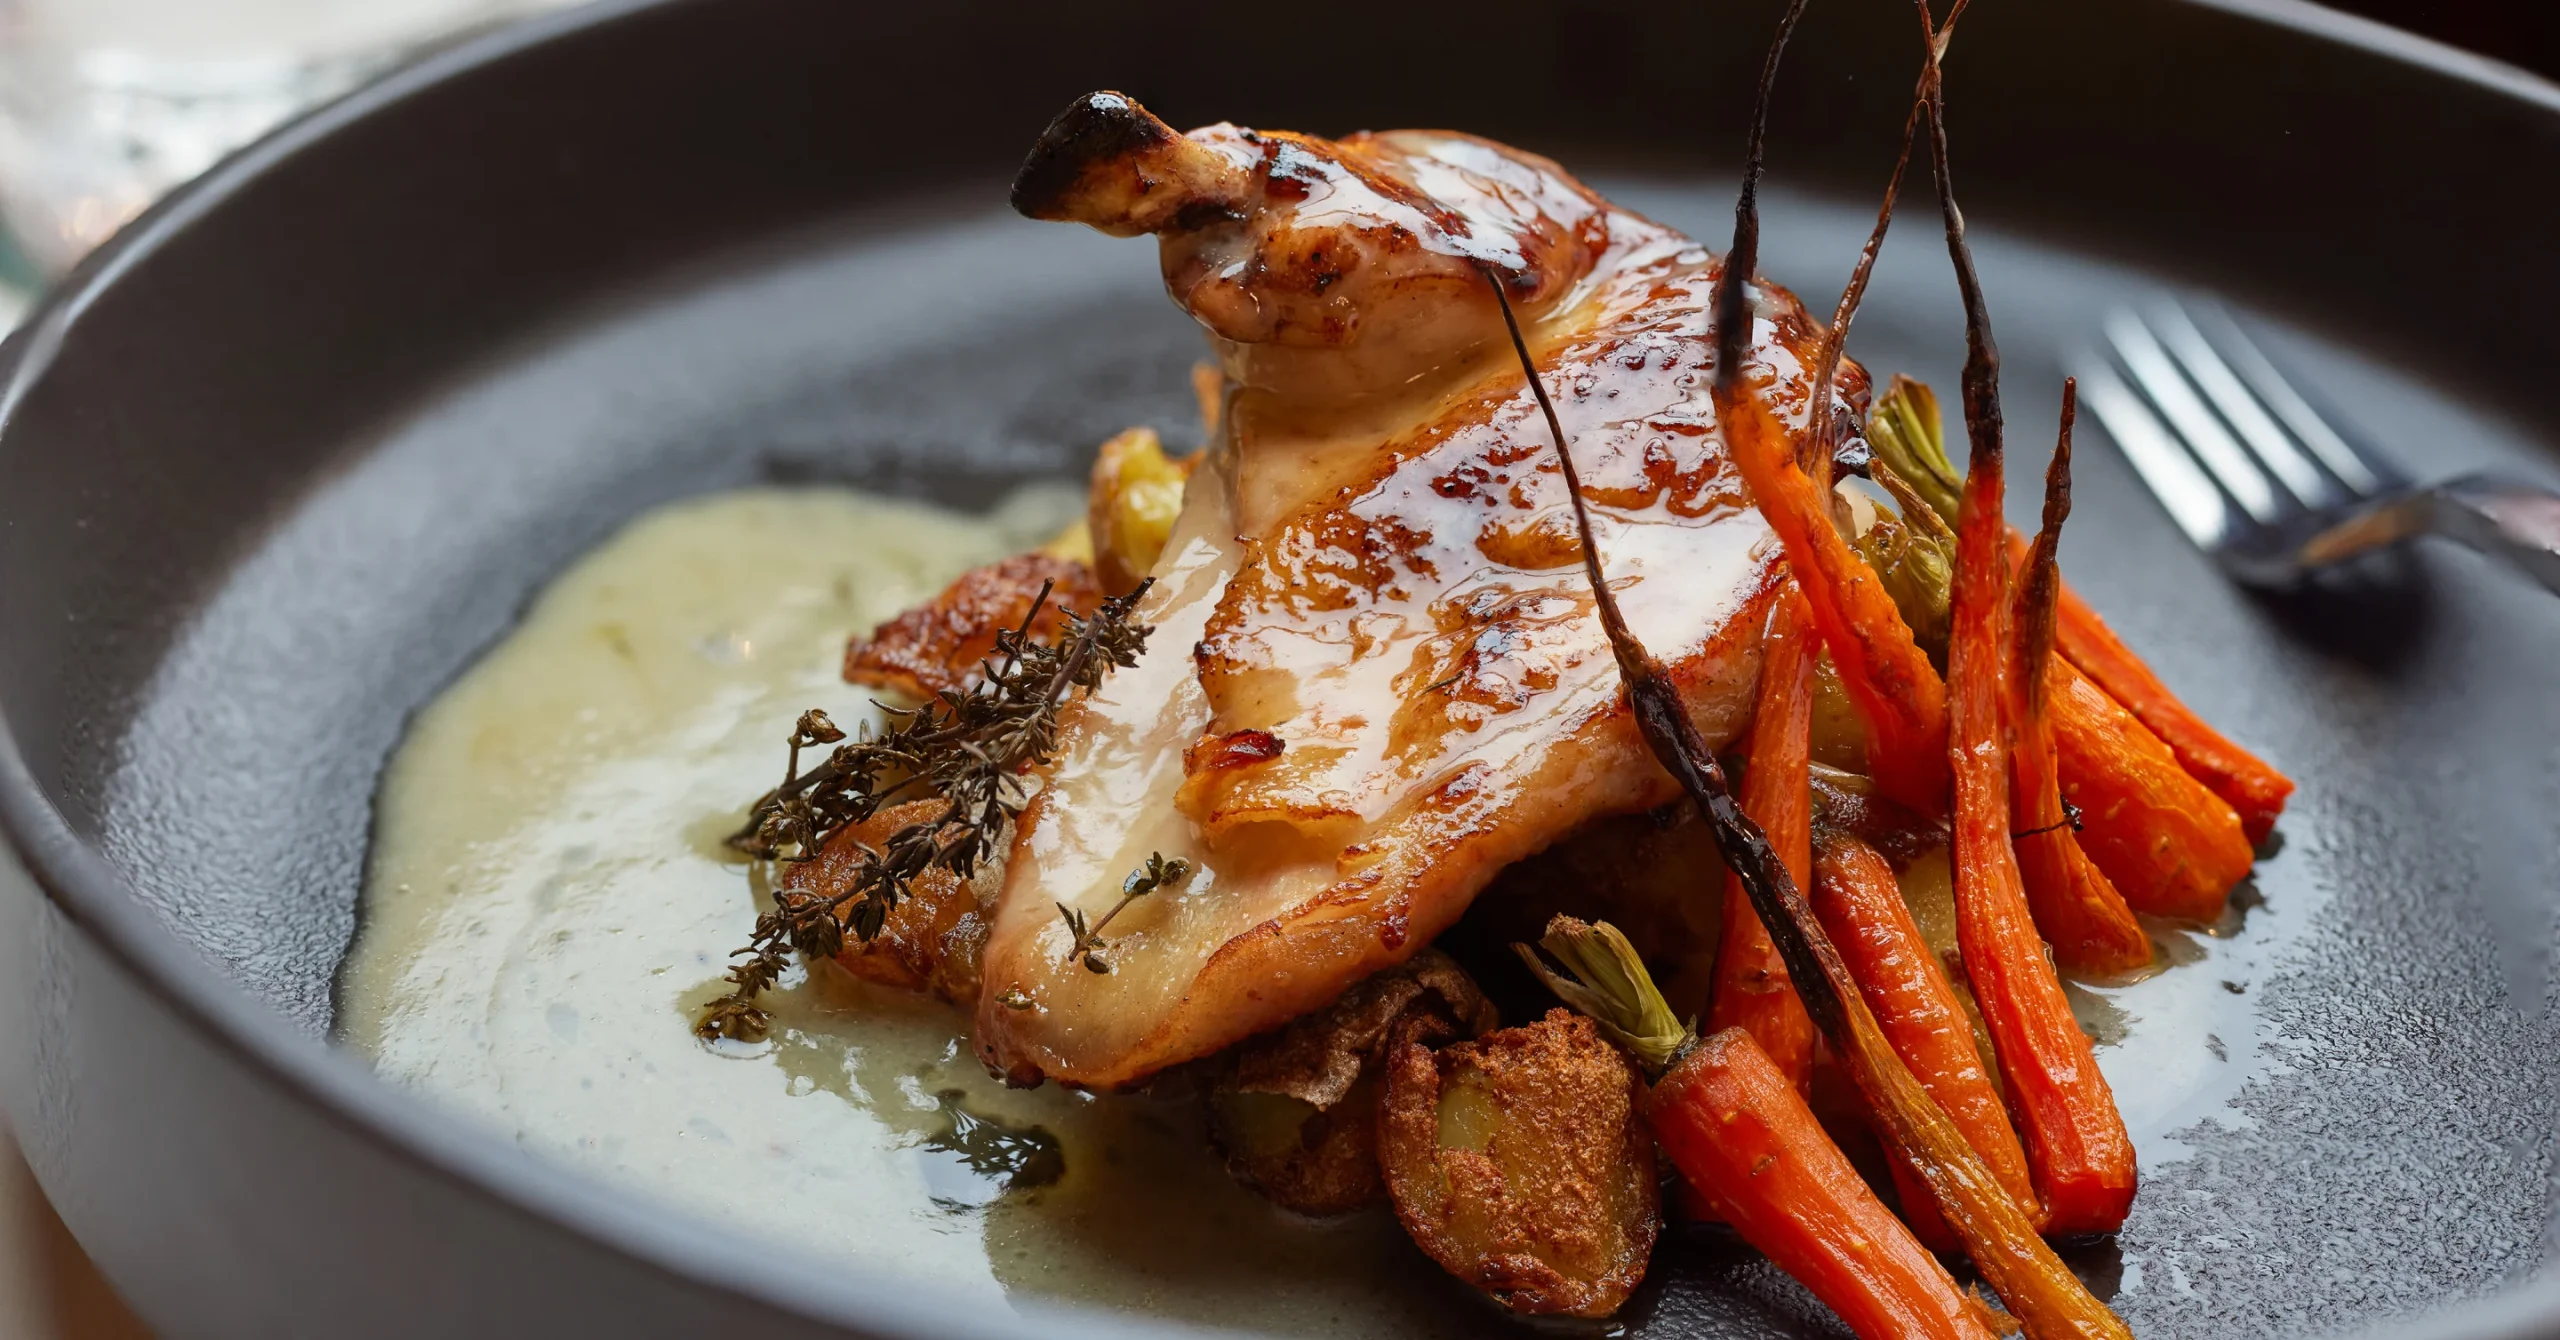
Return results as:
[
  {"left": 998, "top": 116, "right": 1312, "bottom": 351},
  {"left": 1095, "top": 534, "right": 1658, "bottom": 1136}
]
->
[
  {"left": 2076, "top": 361, "right": 2232, "bottom": 550},
  {"left": 2104, "top": 309, "right": 2280, "bottom": 522},
  {"left": 2149, "top": 300, "right": 2334, "bottom": 508},
  {"left": 2183, "top": 299, "right": 2394, "bottom": 497}
]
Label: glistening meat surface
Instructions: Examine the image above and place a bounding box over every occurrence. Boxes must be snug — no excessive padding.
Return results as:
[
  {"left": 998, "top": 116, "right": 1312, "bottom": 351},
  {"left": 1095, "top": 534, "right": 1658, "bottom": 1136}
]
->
[{"left": 975, "top": 94, "right": 1863, "bottom": 1088}]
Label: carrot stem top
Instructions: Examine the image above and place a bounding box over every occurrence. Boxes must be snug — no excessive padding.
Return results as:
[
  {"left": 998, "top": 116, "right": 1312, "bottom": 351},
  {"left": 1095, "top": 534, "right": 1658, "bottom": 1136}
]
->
[{"left": 1516, "top": 916, "right": 1692, "bottom": 1076}]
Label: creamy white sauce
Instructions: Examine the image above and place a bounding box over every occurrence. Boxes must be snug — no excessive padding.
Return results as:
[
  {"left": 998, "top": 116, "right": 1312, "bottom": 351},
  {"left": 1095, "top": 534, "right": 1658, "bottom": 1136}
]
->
[{"left": 339, "top": 486, "right": 1472, "bottom": 1336}]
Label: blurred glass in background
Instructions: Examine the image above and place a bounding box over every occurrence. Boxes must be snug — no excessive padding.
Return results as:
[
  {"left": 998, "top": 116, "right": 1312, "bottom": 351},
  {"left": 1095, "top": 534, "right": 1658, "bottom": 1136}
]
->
[{"left": 0, "top": 0, "right": 579, "bottom": 326}]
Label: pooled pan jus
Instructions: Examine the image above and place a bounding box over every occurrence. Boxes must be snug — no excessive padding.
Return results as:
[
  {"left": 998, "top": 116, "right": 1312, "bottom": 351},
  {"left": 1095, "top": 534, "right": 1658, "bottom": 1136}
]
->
[{"left": 2, "top": 0, "right": 2559, "bottom": 1336}]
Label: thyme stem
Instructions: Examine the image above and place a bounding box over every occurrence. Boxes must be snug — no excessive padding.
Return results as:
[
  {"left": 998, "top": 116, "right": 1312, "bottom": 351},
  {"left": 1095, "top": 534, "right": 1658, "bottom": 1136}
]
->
[{"left": 1060, "top": 852, "right": 1192, "bottom": 974}]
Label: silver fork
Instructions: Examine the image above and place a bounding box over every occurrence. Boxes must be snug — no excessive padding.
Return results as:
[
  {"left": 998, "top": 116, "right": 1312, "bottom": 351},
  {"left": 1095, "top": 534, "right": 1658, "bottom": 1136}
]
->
[{"left": 2074, "top": 298, "right": 2560, "bottom": 595}]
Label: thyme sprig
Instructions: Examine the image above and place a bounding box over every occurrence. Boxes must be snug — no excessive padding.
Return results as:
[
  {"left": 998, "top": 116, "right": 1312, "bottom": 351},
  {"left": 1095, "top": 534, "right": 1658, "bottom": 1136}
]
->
[
  {"left": 696, "top": 578, "right": 1154, "bottom": 1042},
  {"left": 1060, "top": 851, "right": 1192, "bottom": 974}
]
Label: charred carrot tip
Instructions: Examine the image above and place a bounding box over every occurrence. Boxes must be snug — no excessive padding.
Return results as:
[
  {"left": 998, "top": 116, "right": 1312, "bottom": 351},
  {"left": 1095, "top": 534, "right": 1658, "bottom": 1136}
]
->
[{"left": 2007, "top": 401, "right": 2154, "bottom": 976}]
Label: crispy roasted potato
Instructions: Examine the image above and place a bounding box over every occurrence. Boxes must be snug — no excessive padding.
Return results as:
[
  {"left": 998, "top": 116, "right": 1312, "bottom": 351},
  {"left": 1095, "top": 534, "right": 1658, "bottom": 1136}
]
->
[
  {"left": 1379, "top": 1009, "right": 1660, "bottom": 1317},
  {"left": 1086, "top": 425, "right": 1197, "bottom": 594},
  {"left": 1210, "top": 1076, "right": 1387, "bottom": 1217},
  {"left": 1208, "top": 950, "right": 1494, "bottom": 1216},
  {"left": 842, "top": 552, "right": 1103, "bottom": 700},
  {"left": 785, "top": 799, "right": 988, "bottom": 1005}
]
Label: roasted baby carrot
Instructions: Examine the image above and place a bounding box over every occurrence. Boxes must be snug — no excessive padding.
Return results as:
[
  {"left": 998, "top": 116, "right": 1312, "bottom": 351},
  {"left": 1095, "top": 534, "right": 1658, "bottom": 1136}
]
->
[
  {"left": 1863, "top": 362, "right": 2249, "bottom": 926},
  {"left": 1505, "top": 21, "right": 2128, "bottom": 1308},
  {"left": 2051, "top": 586, "right": 2293, "bottom": 844},
  {"left": 1651, "top": 1029, "right": 2001, "bottom": 1340},
  {"left": 2047, "top": 660, "right": 2254, "bottom": 923},
  {"left": 1811, "top": 830, "right": 2038, "bottom": 1224},
  {"left": 1868, "top": 370, "right": 2290, "bottom": 849},
  {"left": 1707, "top": 588, "right": 1819, "bottom": 1091},
  {"left": 1721, "top": 384, "right": 1951, "bottom": 816},
  {"left": 1948, "top": 389, "right": 2137, "bottom": 1237},
  {"left": 2007, "top": 391, "right": 2152, "bottom": 976},
  {"left": 1885, "top": 1157, "right": 1960, "bottom": 1254}
]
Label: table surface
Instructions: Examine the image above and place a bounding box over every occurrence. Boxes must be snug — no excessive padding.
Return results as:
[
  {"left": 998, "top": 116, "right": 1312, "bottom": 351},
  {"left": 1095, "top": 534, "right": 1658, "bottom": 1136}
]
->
[{"left": 2, "top": 1127, "right": 153, "bottom": 1339}]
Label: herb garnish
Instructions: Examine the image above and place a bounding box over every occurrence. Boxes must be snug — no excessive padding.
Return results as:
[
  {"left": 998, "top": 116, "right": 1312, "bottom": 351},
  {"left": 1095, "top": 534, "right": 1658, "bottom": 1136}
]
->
[
  {"left": 696, "top": 579, "right": 1154, "bottom": 1042},
  {"left": 1060, "top": 851, "right": 1192, "bottom": 974}
]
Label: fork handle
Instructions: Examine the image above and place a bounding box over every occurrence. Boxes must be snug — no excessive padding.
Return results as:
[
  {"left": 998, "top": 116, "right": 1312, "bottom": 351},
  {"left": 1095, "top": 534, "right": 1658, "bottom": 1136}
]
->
[
  {"left": 2297, "top": 473, "right": 2560, "bottom": 594},
  {"left": 2427, "top": 474, "right": 2560, "bottom": 596}
]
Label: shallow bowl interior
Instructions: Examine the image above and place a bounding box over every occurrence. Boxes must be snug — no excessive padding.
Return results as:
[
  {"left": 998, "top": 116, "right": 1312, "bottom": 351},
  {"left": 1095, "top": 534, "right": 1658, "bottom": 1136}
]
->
[{"left": 4, "top": 0, "right": 2559, "bottom": 1336}]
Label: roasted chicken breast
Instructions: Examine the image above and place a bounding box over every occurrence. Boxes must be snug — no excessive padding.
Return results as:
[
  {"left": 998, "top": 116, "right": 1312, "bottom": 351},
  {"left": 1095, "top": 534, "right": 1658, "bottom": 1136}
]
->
[{"left": 975, "top": 93, "right": 1863, "bottom": 1088}]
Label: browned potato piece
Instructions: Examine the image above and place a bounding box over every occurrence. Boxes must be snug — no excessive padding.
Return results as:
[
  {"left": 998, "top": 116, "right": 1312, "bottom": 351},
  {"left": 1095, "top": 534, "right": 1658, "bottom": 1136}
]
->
[
  {"left": 1209, "top": 950, "right": 1494, "bottom": 1216},
  {"left": 1086, "top": 425, "right": 1198, "bottom": 594},
  {"left": 842, "top": 552, "right": 1103, "bottom": 700},
  {"left": 1379, "top": 1009, "right": 1660, "bottom": 1317},
  {"left": 785, "top": 799, "right": 988, "bottom": 1005}
]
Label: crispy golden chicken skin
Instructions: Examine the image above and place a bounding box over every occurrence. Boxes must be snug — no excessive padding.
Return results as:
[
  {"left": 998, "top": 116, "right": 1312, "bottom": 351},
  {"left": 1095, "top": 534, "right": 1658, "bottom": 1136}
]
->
[
  {"left": 786, "top": 799, "right": 989, "bottom": 1005},
  {"left": 842, "top": 553, "right": 1103, "bottom": 701},
  {"left": 1378, "top": 1009, "right": 1660, "bottom": 1316},
  {"left": 976, "top": 93, "right": 1862, "bottom": 1090}
]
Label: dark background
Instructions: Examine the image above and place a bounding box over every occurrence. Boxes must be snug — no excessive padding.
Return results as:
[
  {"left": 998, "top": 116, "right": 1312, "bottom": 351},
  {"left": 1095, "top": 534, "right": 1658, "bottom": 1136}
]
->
[{"left": 2330, "top": 1, "right": 2560, "bottom": 78}]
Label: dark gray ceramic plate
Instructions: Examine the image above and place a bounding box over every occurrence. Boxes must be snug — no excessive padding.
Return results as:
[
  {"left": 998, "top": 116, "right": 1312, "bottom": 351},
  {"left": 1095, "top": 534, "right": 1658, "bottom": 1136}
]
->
[{"left": 2, "top": 0, "right": 2557, "bottom": 1336}]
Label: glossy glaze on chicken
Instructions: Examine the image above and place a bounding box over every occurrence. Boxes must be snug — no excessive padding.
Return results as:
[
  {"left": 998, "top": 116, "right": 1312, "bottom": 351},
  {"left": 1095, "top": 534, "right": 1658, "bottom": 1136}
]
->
[{"left": 975, "top": 93, "right": 1867, "bottom": 1090}]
